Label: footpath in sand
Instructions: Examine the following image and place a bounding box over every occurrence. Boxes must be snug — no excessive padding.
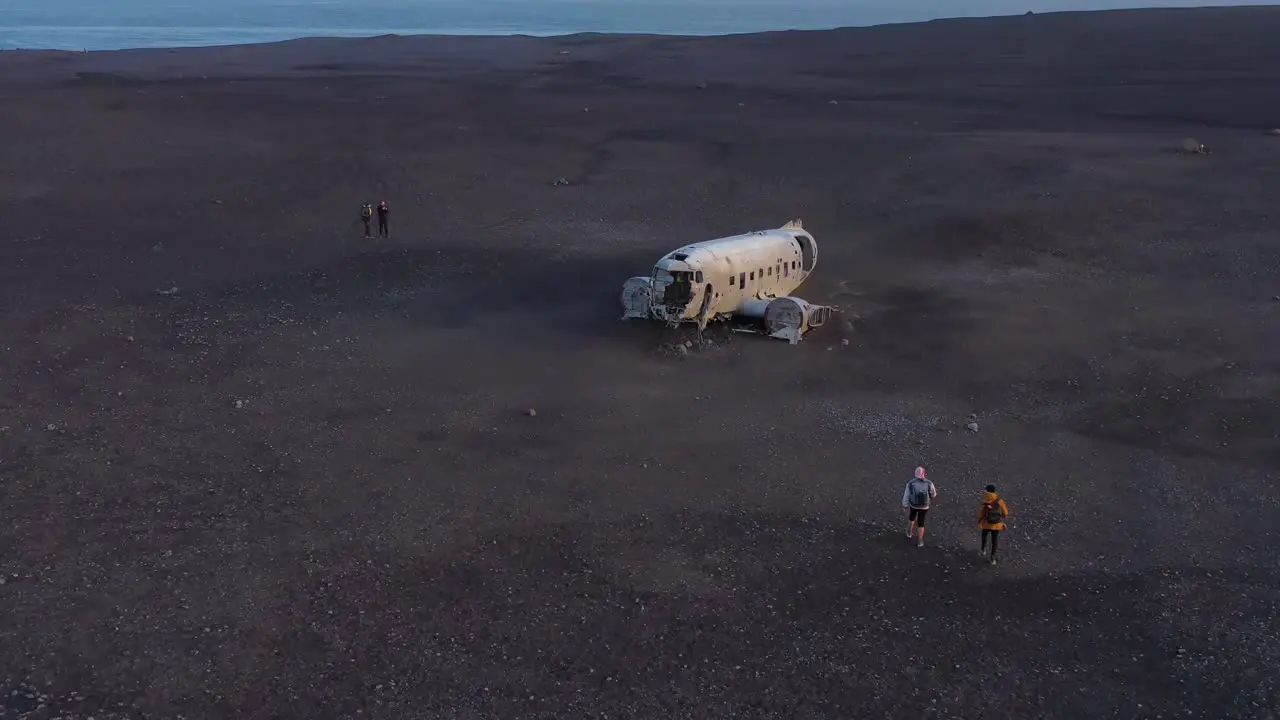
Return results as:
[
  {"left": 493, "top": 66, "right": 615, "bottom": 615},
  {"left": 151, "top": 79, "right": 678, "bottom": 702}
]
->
[{"left": 0, "top": 7, "right": 1278, "bottom": 719}]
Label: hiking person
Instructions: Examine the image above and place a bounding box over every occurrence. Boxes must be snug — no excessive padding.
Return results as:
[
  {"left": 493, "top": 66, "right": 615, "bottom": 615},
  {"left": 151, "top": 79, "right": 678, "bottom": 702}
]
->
[
  {"left": 360, "top": 202, "right": 373, "bottom": 238},
  {"left": 978, "top": 484, "right": 1010, "bottom": 565},
  {"left": 376, "top": 200, "right": 390, "bottom": 237},
  {"left": 902, "top": 466, "right": 937, "bottom": 548}
]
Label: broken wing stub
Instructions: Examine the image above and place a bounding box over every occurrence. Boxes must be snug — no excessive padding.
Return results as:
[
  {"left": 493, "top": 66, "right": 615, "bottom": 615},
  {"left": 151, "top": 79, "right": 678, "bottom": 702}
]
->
[{"left": 729, "top": 296, "right": 839, "bottom": 344}]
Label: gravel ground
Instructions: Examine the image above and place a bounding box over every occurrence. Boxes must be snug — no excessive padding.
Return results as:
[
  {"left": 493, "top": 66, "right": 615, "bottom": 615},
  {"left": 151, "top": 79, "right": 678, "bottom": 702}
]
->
[{"left": 1, "top": 7, "right": 1279, "bottom": 719}]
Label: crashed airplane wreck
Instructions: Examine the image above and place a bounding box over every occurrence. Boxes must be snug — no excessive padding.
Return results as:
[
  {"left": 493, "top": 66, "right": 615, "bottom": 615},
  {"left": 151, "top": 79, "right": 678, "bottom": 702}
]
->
[{"left": 621, "top": 219, "right": 836, "bottom": 344}]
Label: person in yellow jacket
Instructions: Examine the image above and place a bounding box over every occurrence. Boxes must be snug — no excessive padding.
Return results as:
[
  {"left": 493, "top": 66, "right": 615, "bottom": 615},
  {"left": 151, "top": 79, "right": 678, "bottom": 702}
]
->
[
  {"left": 359, "top": 202, "right": 373, "bottom": 238},
  {"left": 978, "top": 484, "right": 1010, "bottom": 565}
]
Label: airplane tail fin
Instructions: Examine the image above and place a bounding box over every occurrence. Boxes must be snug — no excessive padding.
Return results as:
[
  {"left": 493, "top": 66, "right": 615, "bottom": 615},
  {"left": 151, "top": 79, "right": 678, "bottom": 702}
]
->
[{"left": 780, "top": 218, "right": 803, "bottom": 230}]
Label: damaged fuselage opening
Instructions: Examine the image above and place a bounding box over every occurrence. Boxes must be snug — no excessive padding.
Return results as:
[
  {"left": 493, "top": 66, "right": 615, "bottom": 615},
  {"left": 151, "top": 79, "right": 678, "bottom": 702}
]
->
[{"left": 653, "top": 267, "right": 697, "bottom": 319}]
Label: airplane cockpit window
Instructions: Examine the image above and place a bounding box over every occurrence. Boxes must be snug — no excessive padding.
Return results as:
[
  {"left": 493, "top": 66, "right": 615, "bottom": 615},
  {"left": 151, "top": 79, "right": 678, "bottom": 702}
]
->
[{"left": 695, "top": 271, "right": 704, "bottom": 283}]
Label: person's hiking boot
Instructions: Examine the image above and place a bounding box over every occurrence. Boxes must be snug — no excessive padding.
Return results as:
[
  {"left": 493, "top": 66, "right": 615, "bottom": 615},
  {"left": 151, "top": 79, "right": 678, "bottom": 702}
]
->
[
  {"left": 978, "top": 548, "right": 987, "bottom": 557},
  {"left": 990, "top": 556, "right": 998, "bottom": 566}
]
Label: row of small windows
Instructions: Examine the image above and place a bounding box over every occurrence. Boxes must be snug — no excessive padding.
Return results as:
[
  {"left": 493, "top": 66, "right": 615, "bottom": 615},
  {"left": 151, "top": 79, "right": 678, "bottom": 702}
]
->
[{"left": 727, "top": 260, "right": 798, "bottom": 287}]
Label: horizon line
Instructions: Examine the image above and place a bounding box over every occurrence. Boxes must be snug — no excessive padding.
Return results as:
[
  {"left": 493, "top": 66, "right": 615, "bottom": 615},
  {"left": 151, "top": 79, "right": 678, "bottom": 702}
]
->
[{"left": 1, "top": 4, "right": 1276, "bottom": 52}]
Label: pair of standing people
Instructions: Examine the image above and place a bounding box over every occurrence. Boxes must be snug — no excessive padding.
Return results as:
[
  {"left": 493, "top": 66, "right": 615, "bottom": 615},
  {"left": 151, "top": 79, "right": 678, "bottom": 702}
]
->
[
  {"left": 901, "top": 466, "right": 1010, "bottom": 564},
  {"left": 360, "top": 200, "right": 390, "bottom": 238}
]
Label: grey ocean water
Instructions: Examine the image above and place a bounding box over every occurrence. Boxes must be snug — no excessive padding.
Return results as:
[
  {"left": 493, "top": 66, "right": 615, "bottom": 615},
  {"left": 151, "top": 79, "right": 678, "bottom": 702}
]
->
[{"left": 0, "top": 0, "right": 1266, "bottom": 50}]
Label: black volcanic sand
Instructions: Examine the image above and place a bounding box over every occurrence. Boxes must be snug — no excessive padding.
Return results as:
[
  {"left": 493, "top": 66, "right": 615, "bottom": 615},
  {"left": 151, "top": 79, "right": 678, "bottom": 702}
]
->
[{"left": 2, "top": 7, "right": 1279, "bottom": 719}]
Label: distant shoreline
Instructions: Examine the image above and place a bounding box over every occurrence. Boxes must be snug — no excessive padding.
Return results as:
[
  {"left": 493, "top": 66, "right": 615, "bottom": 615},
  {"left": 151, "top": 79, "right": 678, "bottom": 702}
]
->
[
  {"left": 4, "top": 4, "right": 1275, "bottom": 52},
  {"left": 10, "top": 21, "right": 884, "bottom": 53}
]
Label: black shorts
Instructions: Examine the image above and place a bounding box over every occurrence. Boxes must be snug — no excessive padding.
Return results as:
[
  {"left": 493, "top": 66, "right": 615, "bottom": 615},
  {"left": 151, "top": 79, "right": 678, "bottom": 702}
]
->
[{"left": 908, "top": 507, "right": 929, "bottom": 526}]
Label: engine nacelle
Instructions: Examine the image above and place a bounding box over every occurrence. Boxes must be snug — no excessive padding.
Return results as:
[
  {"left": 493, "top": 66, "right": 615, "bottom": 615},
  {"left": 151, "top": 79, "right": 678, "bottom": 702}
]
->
[
  {"left": 620, "top": 276, "right": 654, "bottom": 320},
  {"left": 763, "top": 296, "right": 835, "bottom": 344}
]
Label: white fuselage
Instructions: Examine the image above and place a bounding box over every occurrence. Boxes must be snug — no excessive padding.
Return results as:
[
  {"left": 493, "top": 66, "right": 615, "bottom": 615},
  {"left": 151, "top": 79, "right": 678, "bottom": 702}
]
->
[{"left": 646, "top": 226, "right": 818, "bottom": 324}]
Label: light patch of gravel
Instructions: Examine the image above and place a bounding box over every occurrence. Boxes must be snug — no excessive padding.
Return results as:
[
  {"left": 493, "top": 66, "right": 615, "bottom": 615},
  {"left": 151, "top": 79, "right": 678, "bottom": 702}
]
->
[
  {"left": 518, "top": 217, "right": 700, "bottom": 258},
  {"left": 919, "top": 254, "right": 1108, "bottom": 292},
  {"left": 0, "top": 679, "right": 132, "bottom": 720},
  {"left": 808, "top": 399, "right": 946, "bottom": 444}
]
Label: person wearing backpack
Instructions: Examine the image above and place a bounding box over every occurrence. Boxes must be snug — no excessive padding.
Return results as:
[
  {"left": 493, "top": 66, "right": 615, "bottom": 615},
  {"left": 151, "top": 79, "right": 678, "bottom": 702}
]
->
[
  {"left": 978, "top": 484, "right": 1010, "bottom": 565},
  {"left": 359, "top": 202, "right": 374, "bottom": 238},
  {"left": 901, "top": 466, "right": 937, "bottom": 548}
]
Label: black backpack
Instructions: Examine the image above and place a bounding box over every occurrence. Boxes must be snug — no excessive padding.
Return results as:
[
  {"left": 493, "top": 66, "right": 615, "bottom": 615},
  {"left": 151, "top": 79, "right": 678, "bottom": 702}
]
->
[
  {"left": 909, "top": 480, "right": 930, "bottom": 508},
  {"left": 983, "top": 498, "right": 1004, "bottom": 524}
]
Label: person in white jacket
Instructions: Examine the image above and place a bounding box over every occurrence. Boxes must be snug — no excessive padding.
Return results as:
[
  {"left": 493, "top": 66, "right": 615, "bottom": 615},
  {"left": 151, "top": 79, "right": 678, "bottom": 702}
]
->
[{"left": 902, "top": 466, "right": 938, "bottom": 548}]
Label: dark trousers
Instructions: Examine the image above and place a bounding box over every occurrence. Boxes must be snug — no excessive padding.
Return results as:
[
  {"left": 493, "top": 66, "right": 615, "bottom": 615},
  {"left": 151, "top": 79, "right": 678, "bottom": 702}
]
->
[
  {"left": 362, "top": 218, "right": 371, "bottom": 236},
  {"left": 377, "top": 214, "right": 388, "bottom": 236},
  {"left": 981, "top": 529, "right": 1001, "bottom": 556}
]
